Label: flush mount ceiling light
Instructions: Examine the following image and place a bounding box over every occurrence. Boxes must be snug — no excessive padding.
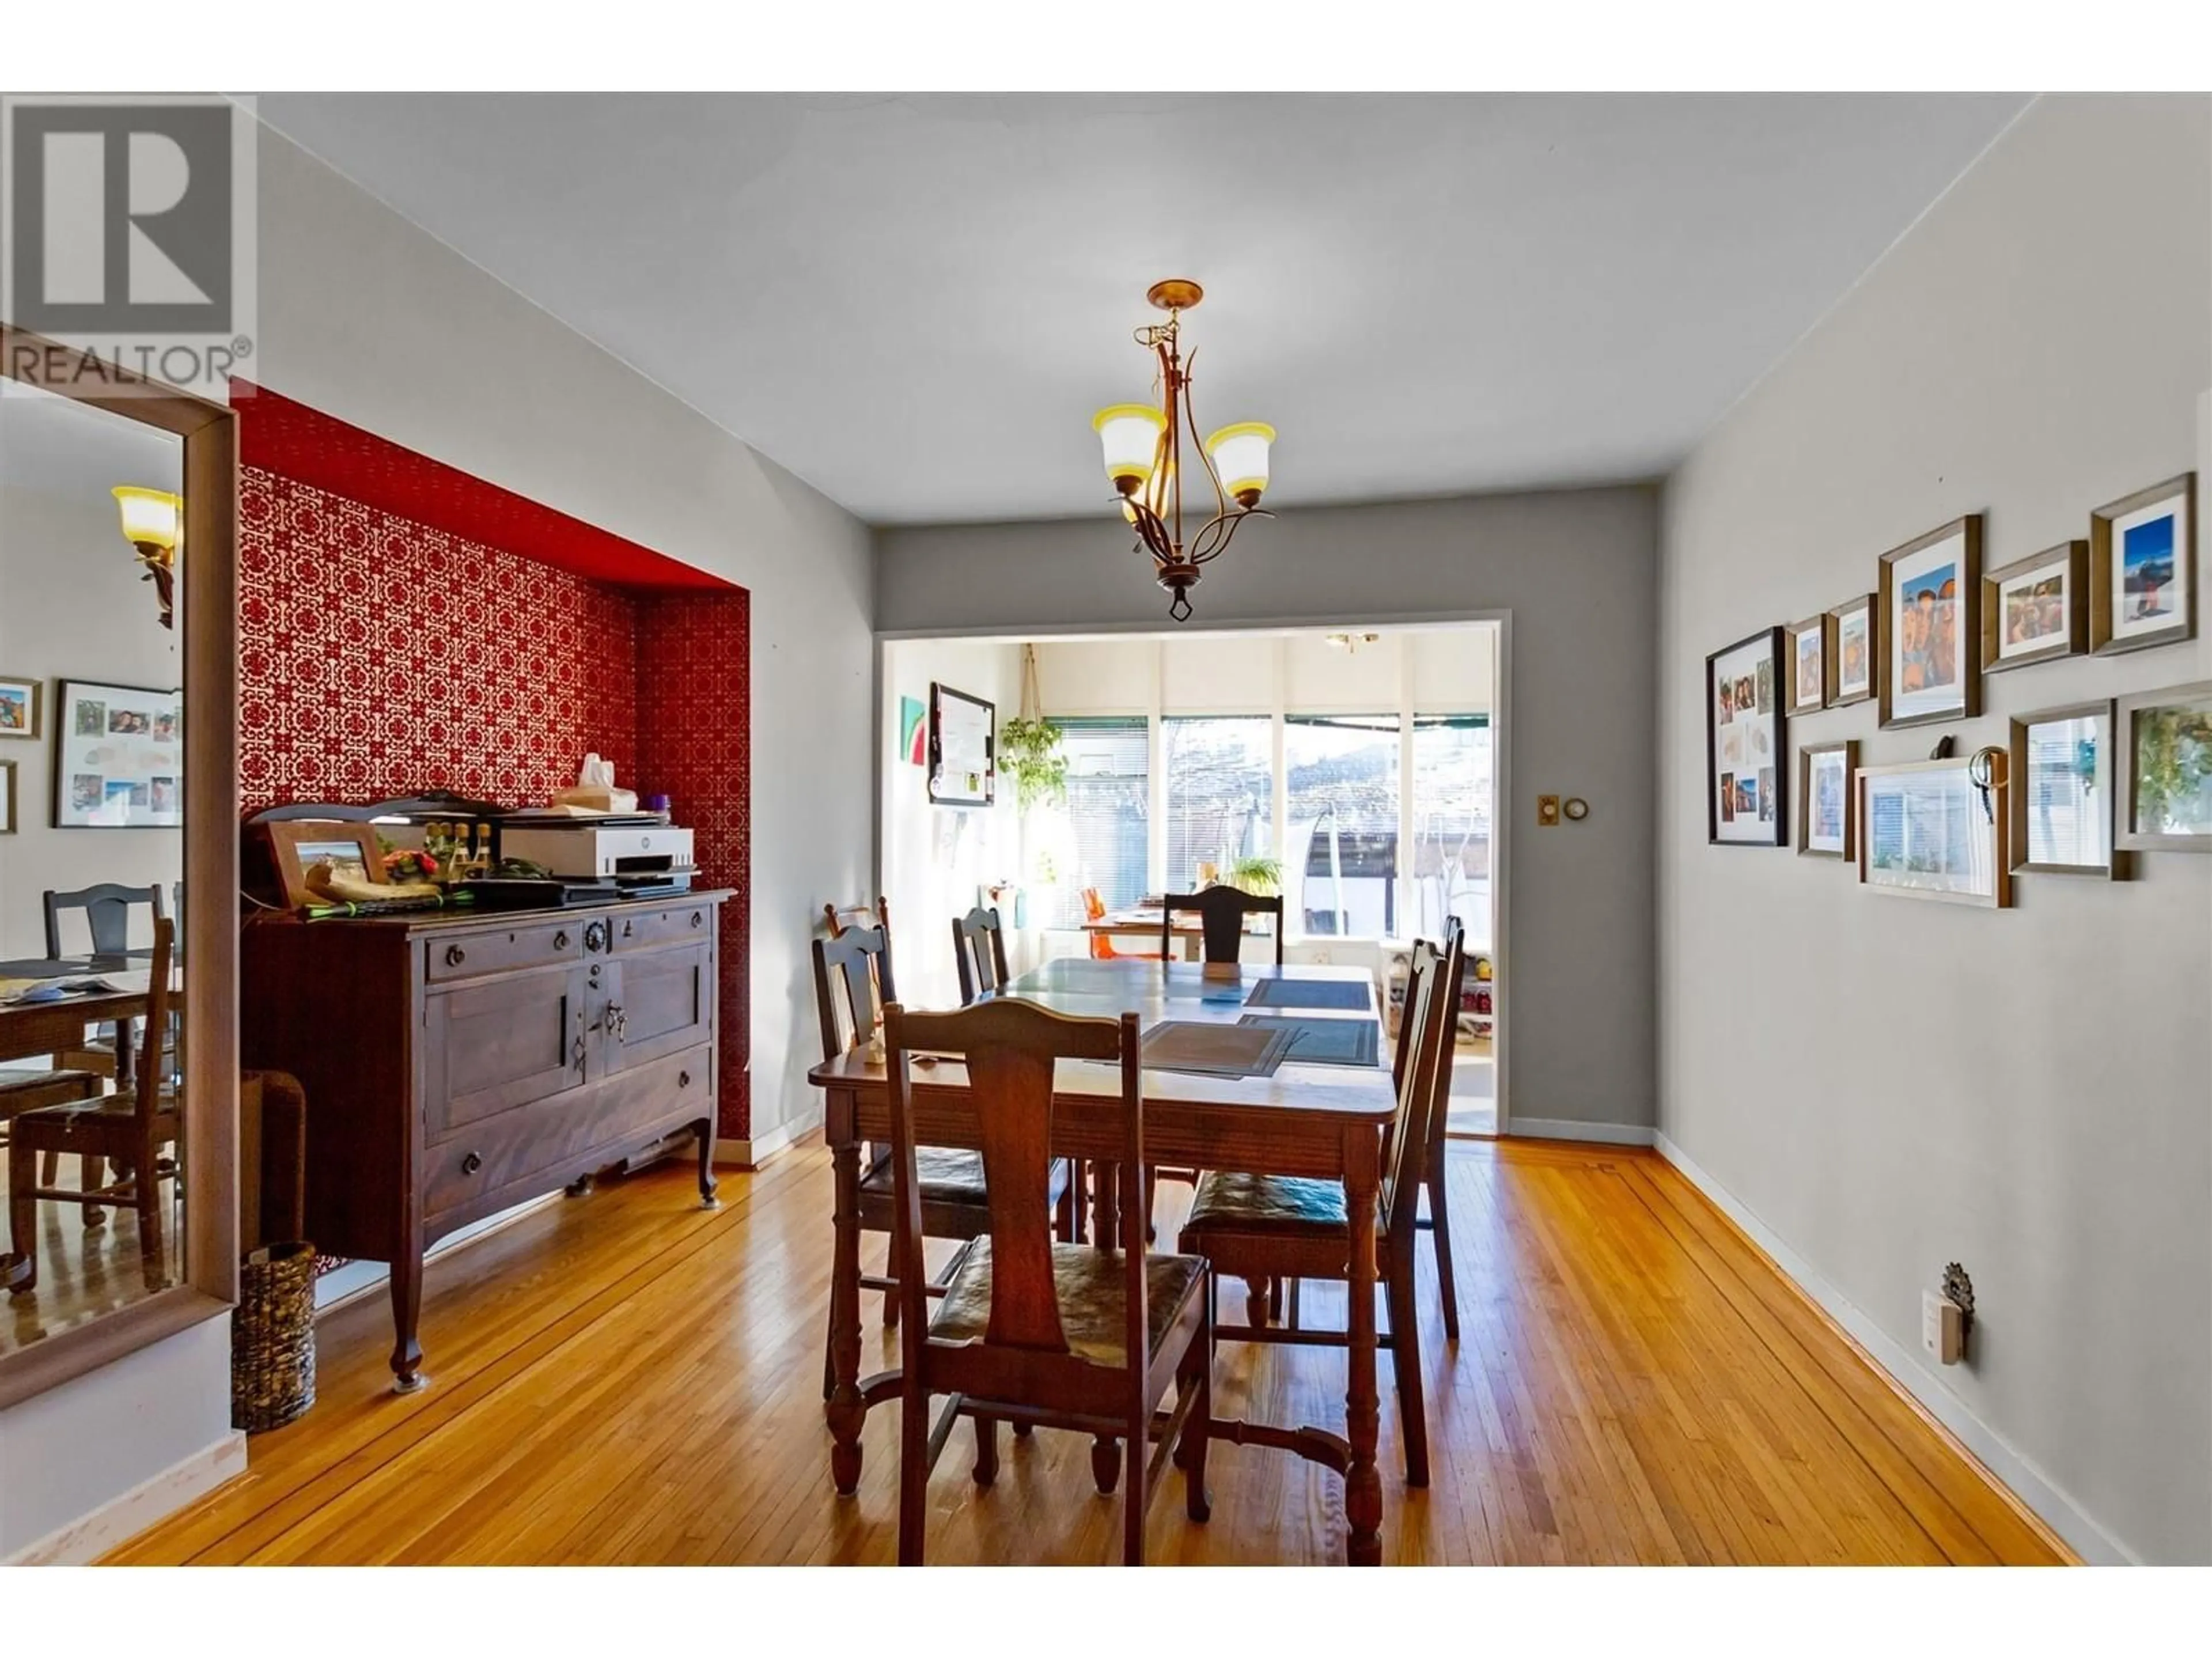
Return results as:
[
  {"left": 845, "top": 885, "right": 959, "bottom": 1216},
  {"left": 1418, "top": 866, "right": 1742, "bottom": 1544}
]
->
[
  {"left": 1326, "top": 632, "right": 1381, "bottom": 653},
  {"left": 113, "top": 485, "right": 183, "bottom": 629},
  {"left": 1091, "top": 279, "right": 1274, "bottom": 622}
]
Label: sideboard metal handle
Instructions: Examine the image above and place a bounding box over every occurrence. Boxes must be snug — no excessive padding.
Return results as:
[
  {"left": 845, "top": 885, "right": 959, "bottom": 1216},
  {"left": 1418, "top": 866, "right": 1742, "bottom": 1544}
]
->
[
  {"left": 461, "top": 1152, "right": 483, "bottom": 1176},
  {"left": 554, "top": 930, "right": 571, "bottom": 950},
  {"left": 690, "top": 911, "right": 703, "bottom": 930},
  {"left": 679, "top": 1070, "right": 692, "bottom": 1088},
  {"left": 445, "top": 945, "right": 467, "bottom": 967}
]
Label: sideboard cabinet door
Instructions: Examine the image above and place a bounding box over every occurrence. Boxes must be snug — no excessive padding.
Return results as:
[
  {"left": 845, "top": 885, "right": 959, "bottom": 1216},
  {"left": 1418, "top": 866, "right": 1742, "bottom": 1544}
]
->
[
  {"left": 599, "top": 942, "right": 713, "bottom": 1073},
  {"left": 425, "top": 963, "right": 590, "bottom": 1139}
]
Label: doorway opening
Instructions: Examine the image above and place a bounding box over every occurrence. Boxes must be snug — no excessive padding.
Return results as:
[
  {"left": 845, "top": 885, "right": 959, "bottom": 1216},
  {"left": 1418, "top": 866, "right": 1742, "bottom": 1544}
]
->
[{"left": 874, "top": 619, "right": 1506, "bottom": 1135}]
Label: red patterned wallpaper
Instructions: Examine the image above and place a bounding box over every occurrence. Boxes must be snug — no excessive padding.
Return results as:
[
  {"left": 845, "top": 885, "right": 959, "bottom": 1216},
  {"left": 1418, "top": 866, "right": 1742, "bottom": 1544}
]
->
[
  {"left": 239, "top": 467, "right": 640, "bottom": 809},
  {"left": 238, "top": 463, "right": 756, "bottom": 1138},
  {"left": 636, "top": 592, "right": 752, "bottom": 1138}
]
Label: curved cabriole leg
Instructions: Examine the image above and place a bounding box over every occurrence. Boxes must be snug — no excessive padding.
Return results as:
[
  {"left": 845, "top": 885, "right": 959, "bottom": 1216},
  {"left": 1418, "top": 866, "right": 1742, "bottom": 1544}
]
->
[
  {"left": 695, "top": 1119, "right": 720, "bottom": 1210},
  {"left": 389, "top": 1247, "right": 426, "bottom": 1394}
]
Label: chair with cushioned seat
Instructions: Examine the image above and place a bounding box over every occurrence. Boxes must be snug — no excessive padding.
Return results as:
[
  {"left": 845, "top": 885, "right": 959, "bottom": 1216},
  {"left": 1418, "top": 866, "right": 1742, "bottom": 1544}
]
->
[
  {"left": 812, "top": 919, "right": 1078, "bottom": 1400},
  {"left": 881, "top": 995, "right": 1213, "bottom": 1565},
  {"left": 1176, "top": 930, "right": 1457, "bottom": 1488}
]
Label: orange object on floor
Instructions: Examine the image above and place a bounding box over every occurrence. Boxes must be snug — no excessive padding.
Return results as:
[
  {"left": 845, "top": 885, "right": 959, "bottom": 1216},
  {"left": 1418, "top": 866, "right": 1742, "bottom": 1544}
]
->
[{"left": 1083, "top": 887, "right": 1164, "bottom": 961}]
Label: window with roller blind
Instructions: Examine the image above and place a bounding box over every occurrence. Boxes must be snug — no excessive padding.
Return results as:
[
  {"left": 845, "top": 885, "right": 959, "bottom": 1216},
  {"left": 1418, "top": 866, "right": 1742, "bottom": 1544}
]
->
[
  {"left": 1162, "top": 716, "right": 1274, "bottom": 892},
  {"left": 1041, "top": 718, "right": 1149, "bottom": 929}
]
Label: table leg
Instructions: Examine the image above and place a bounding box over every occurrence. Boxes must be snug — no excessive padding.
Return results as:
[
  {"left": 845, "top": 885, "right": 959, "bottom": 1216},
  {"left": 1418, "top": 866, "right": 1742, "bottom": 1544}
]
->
[
  {"left": 824, "top": 1092, "right": 868, "bottom": 1495},
  {"left": 1342, "top": 1129, "right": 1383, "bottom": 1566}
]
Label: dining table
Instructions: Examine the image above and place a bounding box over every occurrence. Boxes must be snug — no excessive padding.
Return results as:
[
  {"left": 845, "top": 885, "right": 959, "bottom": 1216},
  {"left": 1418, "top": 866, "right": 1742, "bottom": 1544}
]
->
[
  {"left": 0, "top": 955, "right": 154, "bottom": 1080},
  {"left": 1081, "top": 907, "right": 1278, "bottom": 961},
  {"left": 809, "top": 955, "right": 1400, "bottom": 1565}
]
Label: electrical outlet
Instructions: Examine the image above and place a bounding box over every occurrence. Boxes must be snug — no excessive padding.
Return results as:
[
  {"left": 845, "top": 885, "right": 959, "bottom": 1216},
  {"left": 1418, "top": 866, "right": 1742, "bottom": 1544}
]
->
[{"left": 1536, "top": 794, "right": 1561, "bottom": 827}]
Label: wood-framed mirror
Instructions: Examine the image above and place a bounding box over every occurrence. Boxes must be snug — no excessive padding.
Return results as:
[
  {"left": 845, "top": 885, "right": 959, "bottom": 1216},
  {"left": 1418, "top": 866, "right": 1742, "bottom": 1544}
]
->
[{"left": 0, "top": 324, "right": 237, "bottom": 1410}]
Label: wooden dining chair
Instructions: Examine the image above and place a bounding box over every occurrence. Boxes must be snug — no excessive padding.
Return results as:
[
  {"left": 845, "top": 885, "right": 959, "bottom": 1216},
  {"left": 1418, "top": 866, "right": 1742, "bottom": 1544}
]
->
[
  {"left": 813, "top": 923, "right": 1078, "bottom": 1394},
  {"left": 43, "top": 881, "right": 166, "bottom": 1086},
  {"left": 950, "top": 904, "right": 1012, "bottom": 1003},
  {"left": 821, "top": 895, "right": 889, "bottom": 941},
  {"left": 7, "top": 919, "right": 180, "bottom": 1296},
  {"left": 1175, "top": 930, "right": 1457, "bottom": 1488},
  {"left": 1412, "top": 916, "right": 1469, "bottom": 1340},
  {"left": 1160, "top": 885, "right": 1286, "bottom": 966},
  {"left": 882, "top": 996, "right": 1214, "bottom": 1565}
]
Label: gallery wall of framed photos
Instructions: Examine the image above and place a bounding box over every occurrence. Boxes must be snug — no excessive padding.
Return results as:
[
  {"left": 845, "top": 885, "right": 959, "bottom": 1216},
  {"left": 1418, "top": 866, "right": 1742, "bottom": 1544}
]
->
[{"left": 1704, "top": 467, "right": 2205, "bottom": 894}]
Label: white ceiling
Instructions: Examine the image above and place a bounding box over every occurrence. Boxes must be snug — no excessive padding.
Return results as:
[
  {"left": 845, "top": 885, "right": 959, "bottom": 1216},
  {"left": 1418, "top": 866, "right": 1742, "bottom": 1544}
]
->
[
  {"left": 0, "top": 385, "right": 183, "bottom": 500},
  {"left": 251, "top": 93, "right": 2028, "bottom": 526}
]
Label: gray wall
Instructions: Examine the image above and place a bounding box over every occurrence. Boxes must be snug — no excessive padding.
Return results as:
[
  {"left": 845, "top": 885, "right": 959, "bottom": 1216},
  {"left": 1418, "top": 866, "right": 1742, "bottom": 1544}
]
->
[
  {"left": 878, "top": 486, "right": 1660, "bottom": 1133},
  {"left": 1657, "top": 94, "right": 2212, "bottom": 1564}
]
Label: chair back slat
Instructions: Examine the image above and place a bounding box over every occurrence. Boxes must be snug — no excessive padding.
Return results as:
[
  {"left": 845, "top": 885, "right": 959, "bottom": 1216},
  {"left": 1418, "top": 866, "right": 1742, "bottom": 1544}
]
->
[
  {"left": 44, "top": 882, "right": 164, "bottom": 959},
  {"left": 885, "top": 998, "right": 1135, "bottom": 1358},
  {"left": 812, "top": 923, "right": 895, "bottom": 1065},
  {"left": 1423, "top": 925, "right": 1469, "bottom": 1162},
  {"left": 1160, "top": 886, "right": 1285, "bottom": 965},
  {"left": 951, "top": 904, "right": 1011, "bottom": 1005}
]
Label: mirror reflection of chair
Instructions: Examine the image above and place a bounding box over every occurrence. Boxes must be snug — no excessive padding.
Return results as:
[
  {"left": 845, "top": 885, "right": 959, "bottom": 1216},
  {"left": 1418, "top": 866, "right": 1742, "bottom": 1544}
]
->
[
  {"left": 7, "top": 918, "right": 180, "bottom": 1296},
  {"left": 1159, "top": 884, "right": 1285, "bottom": 965}
]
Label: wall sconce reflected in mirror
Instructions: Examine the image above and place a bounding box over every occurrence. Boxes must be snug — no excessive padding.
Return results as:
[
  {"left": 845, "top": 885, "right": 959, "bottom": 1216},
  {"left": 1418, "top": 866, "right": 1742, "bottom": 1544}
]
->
[{"left": 113, "top": 486, "right": 182, "bottom": 629}]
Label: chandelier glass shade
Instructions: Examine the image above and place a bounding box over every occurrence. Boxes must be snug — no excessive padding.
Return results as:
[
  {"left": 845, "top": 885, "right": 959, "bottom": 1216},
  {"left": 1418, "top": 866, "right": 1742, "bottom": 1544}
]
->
[{"left": 1090, "top": 280, "right": 1273, "bottom": 620}]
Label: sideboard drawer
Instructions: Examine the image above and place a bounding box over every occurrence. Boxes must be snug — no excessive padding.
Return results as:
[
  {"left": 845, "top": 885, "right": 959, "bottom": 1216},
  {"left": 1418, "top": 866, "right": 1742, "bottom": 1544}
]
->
[
  {"left": 423, "top": 1043, "right": 713, "bottom": 1220},
  {"left": 611, "top": 903, "right": 714, "bottom": 953},
  {"left": 426, "top": 918, "right": 583, "bottom": 983}
]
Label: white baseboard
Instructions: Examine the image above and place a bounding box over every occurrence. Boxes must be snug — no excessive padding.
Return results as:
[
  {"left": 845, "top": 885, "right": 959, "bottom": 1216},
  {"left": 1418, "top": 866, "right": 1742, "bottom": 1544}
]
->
[
  {"left": 721, "top": 1107, "right": 819, "bottom": 1169},
  {"left": 1653, "top": 1130, "right": 2133, "bottom": 1566},
  {"left": 6, "top": 1430, "right": 246, "bottom": 1565},
  {"left": 1509, "top": 1116, "right": 1656, "bottom": 1147}
]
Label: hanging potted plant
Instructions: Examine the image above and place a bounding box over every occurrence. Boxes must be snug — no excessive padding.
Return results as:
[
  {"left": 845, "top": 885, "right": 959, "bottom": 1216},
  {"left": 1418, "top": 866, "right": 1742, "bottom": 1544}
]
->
[
  {"left": 1001, "top": 645, "right": 1068, "bottom": 810},
  {"left": 999, "top": 713, "right": 1068, "bottom": 809}
]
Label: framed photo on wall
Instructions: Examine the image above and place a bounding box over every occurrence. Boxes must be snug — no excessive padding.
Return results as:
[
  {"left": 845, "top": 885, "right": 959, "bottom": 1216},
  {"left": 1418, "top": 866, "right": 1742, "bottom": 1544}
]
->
[
  {"left": 1825, "top": 593, "right": 1876, "bottom": 707},
  {"left": 1796, "top": 740, "right": 1857, "bottom": 859},
  {"left": 1785, "top": 615, "right": 1827, "bottom": 716},
  {"left": 1983, "top": 541, "right": 2087, "bottom": 674},
  {"left": 1706, "top": 626, "right": 1786, "bottom": 847},
  {"left": 1857, "top": 753, "right": 2011, "bottom": 908},
  {"left": 0, "top": 673, "right": 40, "bottom": 740},
  {"left": 2090, "top": 472, "right": 2195, "bottom": 657},
  {"left": 2009, "top": 700, "right": 2120, "bottom": 877},
  {"left": 2114, "top": 680, "right": 2212, "bottom": 853},
  {"left": 0, "top": 759, "right": 16, "bottom": 834},
  {"left": 927, "top": 682, "right": 996, "bottom": 808},
  {"left": 50, "top": 679, "right": 183, "bottom": 829},
  {"left": 1879, "top": 515, "right": 1982, "bottom": 730}
]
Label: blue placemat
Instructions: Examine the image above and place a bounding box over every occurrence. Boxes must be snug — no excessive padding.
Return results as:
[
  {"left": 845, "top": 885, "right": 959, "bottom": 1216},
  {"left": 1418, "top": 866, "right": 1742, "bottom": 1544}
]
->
[
  {"left": 1243, "top": 977, "right": 1371, "bottom": 1012},
  {"left": 1236, "top": 1014, "right": 1381, "bottom": 1068}
]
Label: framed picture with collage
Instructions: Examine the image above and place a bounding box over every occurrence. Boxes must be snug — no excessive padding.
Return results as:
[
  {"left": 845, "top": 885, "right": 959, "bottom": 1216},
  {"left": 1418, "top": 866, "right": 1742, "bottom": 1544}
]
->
[
  {"left": 50, "top": 679, "right": 183, "bottom": 829},
  {"left": 1706, "top": 626, "right": 1785, "bottom": 846}
]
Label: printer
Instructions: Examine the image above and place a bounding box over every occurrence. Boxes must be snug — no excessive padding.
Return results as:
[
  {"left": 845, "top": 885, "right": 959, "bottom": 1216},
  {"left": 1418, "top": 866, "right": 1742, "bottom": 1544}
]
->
[{"left": 499, "top": 817, "right": 696, "bottom": 894}]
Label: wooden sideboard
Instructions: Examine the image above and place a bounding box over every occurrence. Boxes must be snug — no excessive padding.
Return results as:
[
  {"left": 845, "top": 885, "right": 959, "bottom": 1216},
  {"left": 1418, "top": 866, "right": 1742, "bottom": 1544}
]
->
[{"left": 241, "top": 891, "right": 728, "bottom": 1391}]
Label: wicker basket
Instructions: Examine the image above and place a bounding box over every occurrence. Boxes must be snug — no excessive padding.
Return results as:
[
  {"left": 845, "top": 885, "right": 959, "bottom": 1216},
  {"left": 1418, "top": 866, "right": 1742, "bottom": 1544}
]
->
[{"left": 232, "top": 1240, "right": 317, "bottom": 1432}]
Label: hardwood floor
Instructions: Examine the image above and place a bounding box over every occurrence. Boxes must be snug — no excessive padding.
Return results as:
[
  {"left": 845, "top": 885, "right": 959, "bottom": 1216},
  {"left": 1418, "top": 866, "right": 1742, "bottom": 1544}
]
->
[{"left": 108, "top": 1135, "right": 2070, "bottom": 1565}]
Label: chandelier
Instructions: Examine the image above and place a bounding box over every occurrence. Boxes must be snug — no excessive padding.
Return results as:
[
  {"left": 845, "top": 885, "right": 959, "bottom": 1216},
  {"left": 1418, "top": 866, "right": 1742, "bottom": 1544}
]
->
[{"left": 1090, "top": 279, "right": 1274, "bottom": 621}]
